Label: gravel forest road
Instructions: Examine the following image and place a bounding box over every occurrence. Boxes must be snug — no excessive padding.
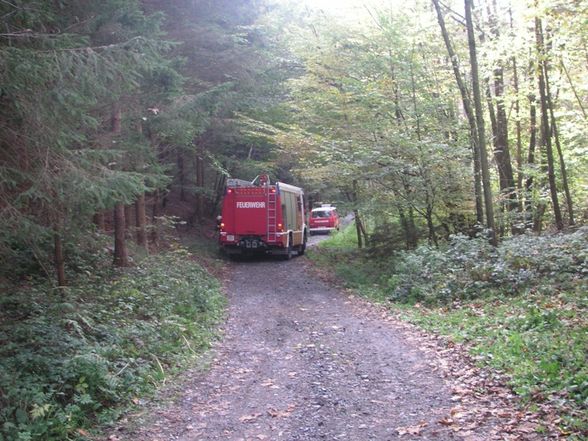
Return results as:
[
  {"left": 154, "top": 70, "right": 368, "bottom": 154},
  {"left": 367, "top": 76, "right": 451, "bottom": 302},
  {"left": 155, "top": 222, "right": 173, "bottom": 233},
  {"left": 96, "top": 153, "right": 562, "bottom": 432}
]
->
[{"left": 110, "top": 237, "right": 531, "bottom": 441}]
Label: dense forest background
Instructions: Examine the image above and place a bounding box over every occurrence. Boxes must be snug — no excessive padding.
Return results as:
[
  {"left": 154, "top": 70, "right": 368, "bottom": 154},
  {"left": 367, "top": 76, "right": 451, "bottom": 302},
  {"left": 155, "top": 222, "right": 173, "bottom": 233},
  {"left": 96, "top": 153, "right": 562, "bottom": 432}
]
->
[
  {"left": 1, "top": 0, "right": 586, "bottom": 282},
  {"left": 0, "top": 0, "right": 586, "bottom": 439}
]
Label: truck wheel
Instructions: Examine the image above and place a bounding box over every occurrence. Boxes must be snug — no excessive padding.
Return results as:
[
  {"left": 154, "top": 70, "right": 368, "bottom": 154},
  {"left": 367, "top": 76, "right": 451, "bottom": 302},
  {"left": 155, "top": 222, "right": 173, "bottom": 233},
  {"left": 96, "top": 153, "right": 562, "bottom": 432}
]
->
[
  {"left": 283, "top": 235, "right": 293, "bottom": 260},
  {"left": 282, "top": 243, "right": 292, "bottom": 260},
  {"left": 298, "top": 234, "right": 307, "bottom": 256}
]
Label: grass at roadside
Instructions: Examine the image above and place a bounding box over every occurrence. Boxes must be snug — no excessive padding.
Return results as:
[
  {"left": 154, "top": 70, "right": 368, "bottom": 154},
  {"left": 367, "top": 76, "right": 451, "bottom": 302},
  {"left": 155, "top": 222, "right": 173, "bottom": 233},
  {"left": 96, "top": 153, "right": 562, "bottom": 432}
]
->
[
  {"left": 0, "top": 245, "right": 226, "bottom": 441},
  {"left": 308, "top": 226, "right": 588, "bottom": 437}
]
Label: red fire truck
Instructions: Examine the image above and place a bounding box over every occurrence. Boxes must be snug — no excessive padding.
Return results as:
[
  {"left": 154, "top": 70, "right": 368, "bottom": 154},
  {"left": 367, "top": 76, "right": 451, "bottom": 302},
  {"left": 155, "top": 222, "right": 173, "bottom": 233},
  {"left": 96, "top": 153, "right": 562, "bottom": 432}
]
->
[{"left": 218, "top": 175, "right": 307, "bottom": 259}]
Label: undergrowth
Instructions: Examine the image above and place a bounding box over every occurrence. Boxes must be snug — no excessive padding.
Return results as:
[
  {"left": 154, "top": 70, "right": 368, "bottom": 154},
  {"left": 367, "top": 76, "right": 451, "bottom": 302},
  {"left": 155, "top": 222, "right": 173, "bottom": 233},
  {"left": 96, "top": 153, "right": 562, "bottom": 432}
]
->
[
  {"left": 309, "top": 226, "right": 588, "bottom": 436},
  {"left": 0, "top": 247, "right": 226, "bottom": 441}
]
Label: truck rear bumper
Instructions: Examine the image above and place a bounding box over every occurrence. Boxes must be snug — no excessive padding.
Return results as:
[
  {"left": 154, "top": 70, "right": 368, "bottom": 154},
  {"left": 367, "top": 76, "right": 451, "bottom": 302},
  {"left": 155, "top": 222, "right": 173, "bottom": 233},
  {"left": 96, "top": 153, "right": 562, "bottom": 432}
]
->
[
  {"left": 309, "top": 226, "right": 336, "bottom": 234},
  {"left": 220, "top": 237, "right": 286, "bottom": 255}
]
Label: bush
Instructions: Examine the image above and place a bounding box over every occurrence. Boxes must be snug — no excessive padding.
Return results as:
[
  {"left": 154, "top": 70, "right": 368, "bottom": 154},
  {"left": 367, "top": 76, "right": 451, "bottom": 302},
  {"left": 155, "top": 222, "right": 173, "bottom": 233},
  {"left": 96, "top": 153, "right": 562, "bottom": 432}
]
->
[
  {"left": 0, "top": 248, "right": 226, "bottom": 441},
  {"left": 383, "top": 228, "right": 587, "bottom": 304}
]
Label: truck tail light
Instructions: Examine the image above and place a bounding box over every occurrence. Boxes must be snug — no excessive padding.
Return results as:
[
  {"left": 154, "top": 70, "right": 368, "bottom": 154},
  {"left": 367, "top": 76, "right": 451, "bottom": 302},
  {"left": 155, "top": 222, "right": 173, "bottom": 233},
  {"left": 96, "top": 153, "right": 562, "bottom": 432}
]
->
[
  {"left": 220, "top": 222, "right": 225, "bottom": 229},
  {"left": 277, "top": 223, "right": 283, "bottom": 231}
]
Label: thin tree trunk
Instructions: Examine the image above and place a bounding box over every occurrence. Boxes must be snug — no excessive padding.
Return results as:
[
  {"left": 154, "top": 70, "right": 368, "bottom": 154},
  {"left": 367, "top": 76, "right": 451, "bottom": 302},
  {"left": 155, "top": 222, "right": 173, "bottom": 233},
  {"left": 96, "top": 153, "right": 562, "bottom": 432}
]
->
[
  {"left": 354, "top": 209, "right": 363, "bottom": 249},
  {"left": 533, "top": 201, "right": 547, "bottom": 233},
  {"left": 93, "top": 212, "right": 105, "bottom": 231},
  {"left": 560, "top": 58, "right": 587, "bottom": 119},
  {"left": 406, "top": 206, "right": 418, "bottom": 248},
  {"left": 425, "top": 208, "right": 438, "bottom": 247},
  {"left": 548, "top": 111, "right": 574, "bottom": 225},
  {"left": 351, "top": 179, "right": 366, "bottom": 248},
  {"left": 358, "top": 215, "right": 368, "bottom": 244},
  {"left": 535, "top": 13, "right": 563, "bottom": 230},
  {"left": 398, "top": 207, "right": 417, "bottom": 250},
  {"left": 135, "top": 193, "right": 148, "bottom": 250},
  {"left": 493, "top": 68, "right": 516, "bottom": 207},
  {"left": 525, "top": 93, "right": 538, "bottom": 193},
  {"left": 54, "top": 232, "right": 66, "bottom": 287},
  {"left": 465, "top": 0, "right": 496, "bottom": 245},
  {"left": 113, "top": 203, "right": 129, "bottom": 267},
  {"left": 196, "top": 147, "right": 205, "bottom": 220},
  {"left": 178, "top": 152, "right": 186, "bottom": 202},
  {"left": 485, "top": 80, "right": 513, "bottom": 237},
  {"left": 124, "top": 204, "right": 133, "bottom": 238},
  {"left": 486, "top": 2, "right": 516, "bottom": 213},
  {"left": 353, "top": 211, "right": 368, "bottom": 248},
  {"left": 543, "top": 55, "right": 575, "bottom": 225},
  {"left": 111, "top": 102, "right": 121, "bottom": 133},
  {"left": 548, "top": 113, "right": 574, "bottom": 225},
  {"left": 151, "top": 190, "right": 161, "bottom": 246},
  {"left": 111, "top": 102, "right": 128, "bottom": 265},
  {"left": 525, "top": 92, "right": 537, "bottom": 229},
  {"left": 512, "top": 57, "right": 524, "bottom": 203},
  {"left": 211, "top": 173, "right": 227, "bottom": 216},
  {"left": 410, "top": 58, "right": 422, "bottom": 141},
  {"left": 432, "top": 0, "right": 484, "bottom": 224}
]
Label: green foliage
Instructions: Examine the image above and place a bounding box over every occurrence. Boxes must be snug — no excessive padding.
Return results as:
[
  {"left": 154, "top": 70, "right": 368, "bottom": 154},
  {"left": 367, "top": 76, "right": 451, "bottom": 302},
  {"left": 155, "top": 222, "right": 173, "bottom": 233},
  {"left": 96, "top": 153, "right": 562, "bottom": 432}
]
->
[
  {"left": 0, "top": 249, "right": 225, "bottom": 440},
  {"left": 314, "top": 226, "right": 358, "bottom": 250},
  {"left": 0, "top": 0, "right": 176, "bottom": 283},
  {"left": 381, "top": 228, "right": 587, "bottom": 305}
]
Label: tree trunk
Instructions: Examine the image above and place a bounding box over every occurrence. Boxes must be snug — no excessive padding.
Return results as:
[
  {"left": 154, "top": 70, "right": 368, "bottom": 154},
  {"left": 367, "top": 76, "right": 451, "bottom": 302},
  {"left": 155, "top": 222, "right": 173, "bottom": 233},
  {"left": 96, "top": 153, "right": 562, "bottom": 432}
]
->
[
  {"left": 533, "top": 201, "right": 547, "bottom": 233},
  {"left": 151, "top": 189, "right": 161, "bottom": 245},
  {"left": 432, "top": 0, "right": 484, "bottom": 224},
  {"left": 113, "top": 203, "right": 129, "bottom": 267},
  {"left": 535, "top": 13, "right": 563, "bottom": 230},
  {"left": 486, "top": 0, "right": 516, "bottom": 215},
  {"left": 124, "top": 204, "right": 133, "bottom": 238},
  {"left": 211, "top": 173, "right": 227, "bottom": 216},
  {"left": 542, "top": 48, "right": 574, "bottom": 225},
  {"left": 493, "top": 68, "right": 516, "bottom": 208},
  {"left": 111, "top": 102, "right": 121, "bottom": 133},
  {"left": 560, "top": 58, "right": 587, "bottom": 119},
  {"left": 93, "top": 212, "right": 105, "bottom": 231},
  {"left": 196, "top": 147, "right": 205, "bottom": 221},
  {"left": 111, "top": 101, "right": 128, "bottom": 266},
  {"left": 425, "top": 207, "right": 438, "bottom": 247},
  {"left": 354, "top": 209, "right": 366, "bottom": 249},
  {"left": 525, "top": 93, "right": 538, "bottom": 194},
  {"left": 54, "top": 232, "right": 66, "bottom": 287},
  {"left": 548, "top": 112, "right": 574, "bottom": 225},
  {"left": 399, "top": 205, "right": 418, "bottom": 249},
  {"left": 510, "top": 8, "right": 524, "bottom": 201},
  {"left": 178, "top": 152, "right": 186, "bottom": 202},
  {"left": 513, "top": 58, "right": 524, "bottom": 206},
  {"left": 524, "top": 92, "right": 538, "bottom": 229},
  {"left": 465, "top": 0, "right": 496, "bottom": 245},
  {"left": 135, "top": 193, "right": 148, "bottom": 250}
]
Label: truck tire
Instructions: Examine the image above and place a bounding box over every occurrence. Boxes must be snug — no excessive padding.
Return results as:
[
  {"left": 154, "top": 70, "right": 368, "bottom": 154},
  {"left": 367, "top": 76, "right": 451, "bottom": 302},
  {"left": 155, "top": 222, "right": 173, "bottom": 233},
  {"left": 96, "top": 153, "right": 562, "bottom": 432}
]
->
[
  {"left": 298, "top": 232, "right": 307, "bottom": 256},
  {"left": 283, "top": 235, "right": 293, "bottom": 260},
  {"left": 283, "top": 243, "right": 293, "bottom": 260}
]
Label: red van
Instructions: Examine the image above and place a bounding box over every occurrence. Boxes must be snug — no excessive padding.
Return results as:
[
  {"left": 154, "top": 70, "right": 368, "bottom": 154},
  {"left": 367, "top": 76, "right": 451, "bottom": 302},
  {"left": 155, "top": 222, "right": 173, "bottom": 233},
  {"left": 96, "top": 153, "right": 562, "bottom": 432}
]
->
[{"left": 309, "top": 205, "right": 340, "bottom": 235}]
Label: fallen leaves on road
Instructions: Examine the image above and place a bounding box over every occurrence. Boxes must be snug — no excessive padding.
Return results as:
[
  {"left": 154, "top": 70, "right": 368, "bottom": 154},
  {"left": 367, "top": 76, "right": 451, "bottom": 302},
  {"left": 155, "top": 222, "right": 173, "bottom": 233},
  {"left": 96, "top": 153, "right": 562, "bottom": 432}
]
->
[
  {"left": 239, "top": 413, "right": 262, "bottom": 423},
  {"left": 396, "top": 421, "right": 427, "bottom": 436},
  {"left": 260, "top": 378, "right": 280, "bottom": 389},
  {"left": 267, "top": 404, "right": 296, "bottom": 418}
]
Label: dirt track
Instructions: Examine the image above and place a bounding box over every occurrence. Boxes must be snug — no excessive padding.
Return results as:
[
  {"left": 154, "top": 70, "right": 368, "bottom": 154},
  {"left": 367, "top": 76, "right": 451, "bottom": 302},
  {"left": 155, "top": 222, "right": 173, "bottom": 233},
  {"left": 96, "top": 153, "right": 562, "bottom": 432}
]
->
[{"left": 109, "top": 243, "right": 535, "bottom": 441}]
